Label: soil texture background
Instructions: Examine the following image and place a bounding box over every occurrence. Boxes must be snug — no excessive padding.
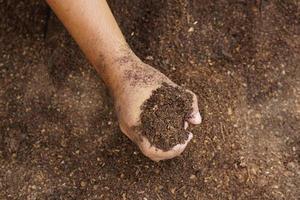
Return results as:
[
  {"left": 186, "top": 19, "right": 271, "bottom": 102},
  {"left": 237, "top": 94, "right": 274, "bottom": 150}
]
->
[{"left": 0, "top": 0, "right": 299, "bottom": 199}]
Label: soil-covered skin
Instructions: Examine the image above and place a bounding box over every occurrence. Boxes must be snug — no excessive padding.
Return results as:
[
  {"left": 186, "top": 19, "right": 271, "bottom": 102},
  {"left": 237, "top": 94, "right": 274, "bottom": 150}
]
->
[
  {"left": 0, "top": 0, "right": 299, "bottom": 200},
  {"left": 139, "top": 83, "right": 192, "bottom": 150}
]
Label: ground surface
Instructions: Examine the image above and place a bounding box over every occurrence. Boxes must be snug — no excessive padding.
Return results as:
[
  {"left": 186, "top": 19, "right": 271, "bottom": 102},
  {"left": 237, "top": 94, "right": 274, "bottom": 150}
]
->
[{"left": 0, "top": 0, "right": 299, "bottom": 199}]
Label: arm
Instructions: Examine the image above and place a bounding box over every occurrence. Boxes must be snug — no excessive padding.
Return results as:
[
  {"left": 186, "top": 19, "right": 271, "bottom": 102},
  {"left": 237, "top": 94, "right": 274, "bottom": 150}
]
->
[
  {"left": 46, "top": 0, "right": 201, "bottom": 161},
  {"left": 46, "top": 0, "right": 130, "bottom": 93}
]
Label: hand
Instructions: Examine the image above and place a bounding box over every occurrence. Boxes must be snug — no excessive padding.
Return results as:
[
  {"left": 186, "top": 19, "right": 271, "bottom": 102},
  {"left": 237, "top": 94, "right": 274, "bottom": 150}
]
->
[{"left": 112, "top": 58, "right": 202, "bottom": 161}]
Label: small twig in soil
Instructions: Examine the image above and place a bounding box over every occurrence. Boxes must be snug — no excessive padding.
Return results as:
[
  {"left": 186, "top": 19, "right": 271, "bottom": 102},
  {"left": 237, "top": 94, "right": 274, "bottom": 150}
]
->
[
  {"left": 246, "top": 167, "right": 253, "bottom": 184},
  {"left": 220, "top": 122, "right": 225, "bottom": 141},
  {"left": 206, "top": 136, "right": 216, "bottom": 152},
  {"left": 156, "top": 193, "right": 162, "bottom": 200}
]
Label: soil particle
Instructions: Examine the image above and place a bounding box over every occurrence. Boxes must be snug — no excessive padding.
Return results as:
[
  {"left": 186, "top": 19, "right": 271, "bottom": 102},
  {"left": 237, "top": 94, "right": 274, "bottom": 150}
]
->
[
  {"left": 139, "top": 83, "right": 193, "bottom": 150},
  {"left": 124, "top": 65, "right": 156, "bottom": 86}
]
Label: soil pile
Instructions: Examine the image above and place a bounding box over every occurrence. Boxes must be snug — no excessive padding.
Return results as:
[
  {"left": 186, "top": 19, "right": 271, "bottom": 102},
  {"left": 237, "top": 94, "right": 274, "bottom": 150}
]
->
[{"left": 139, "top": 83, "right": 193, "bottom": 150}]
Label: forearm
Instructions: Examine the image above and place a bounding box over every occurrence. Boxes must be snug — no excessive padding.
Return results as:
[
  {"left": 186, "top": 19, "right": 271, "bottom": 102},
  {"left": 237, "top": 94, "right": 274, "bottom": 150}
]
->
[{"left": 46, "top": 0, "right": 135, "bottom": 91}]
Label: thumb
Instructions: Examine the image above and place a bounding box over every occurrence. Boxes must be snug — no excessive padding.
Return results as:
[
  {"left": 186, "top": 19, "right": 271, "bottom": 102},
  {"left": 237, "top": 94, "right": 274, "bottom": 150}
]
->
[{"left": 186, "top": 90, "right": 202, "bottom": 125}]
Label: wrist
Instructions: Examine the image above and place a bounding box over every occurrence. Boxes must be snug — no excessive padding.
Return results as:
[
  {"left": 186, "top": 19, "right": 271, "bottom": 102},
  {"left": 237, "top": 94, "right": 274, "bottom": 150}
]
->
[
  {"left": 109, "top": 47, "right": 141, "bottom": 69},
  {"left": 93, "top": 45, "right": 141, "bottom": 96}
]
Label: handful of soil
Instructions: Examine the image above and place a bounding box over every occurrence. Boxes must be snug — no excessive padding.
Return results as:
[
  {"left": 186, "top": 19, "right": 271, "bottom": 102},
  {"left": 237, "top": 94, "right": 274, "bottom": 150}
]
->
[{"left": 139, "top": 83, "right": 193, "bottom": 151}]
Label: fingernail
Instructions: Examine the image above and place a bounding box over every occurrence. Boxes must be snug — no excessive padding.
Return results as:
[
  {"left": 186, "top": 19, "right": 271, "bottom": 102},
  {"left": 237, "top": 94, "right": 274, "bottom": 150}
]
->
[
  {"left": 184, "top": 121, "right": 189, "bottom": 129},
  {"left": 188, "top": 112, "right": 202, "bottom": 124},
  {"left": 187, "top": 132, "right": 193, "bottom": 142}
]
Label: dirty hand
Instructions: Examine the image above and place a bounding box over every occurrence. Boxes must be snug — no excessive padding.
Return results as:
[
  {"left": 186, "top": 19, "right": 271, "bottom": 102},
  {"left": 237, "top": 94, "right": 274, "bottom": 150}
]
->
[{"left": 113, "top": 58, "right": 202, "bottom": 161}]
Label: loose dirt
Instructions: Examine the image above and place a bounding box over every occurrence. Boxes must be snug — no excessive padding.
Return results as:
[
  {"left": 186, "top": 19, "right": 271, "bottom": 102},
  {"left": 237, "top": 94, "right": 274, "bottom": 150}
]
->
[
  {"left": 139, "top": 83, "right": 192, "bottom": 150},
  {"left": 0, "top": 0, "right": 299, "bottom": 200}
]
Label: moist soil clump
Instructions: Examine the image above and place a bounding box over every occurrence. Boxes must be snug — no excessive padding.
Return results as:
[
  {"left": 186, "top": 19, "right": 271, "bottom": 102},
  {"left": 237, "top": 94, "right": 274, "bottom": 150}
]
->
[{"left": 139, "top": 83, "right": 193, "bottom": 150}]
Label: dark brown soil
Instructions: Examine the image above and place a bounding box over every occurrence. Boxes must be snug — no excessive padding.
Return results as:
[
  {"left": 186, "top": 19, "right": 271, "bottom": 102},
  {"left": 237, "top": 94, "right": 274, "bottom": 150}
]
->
[
  {"left": 0, "top": 0, "right": 299, "bottom": 200},
  {"left": 139, "top": 82, "right": 193, "bottom": 150}
]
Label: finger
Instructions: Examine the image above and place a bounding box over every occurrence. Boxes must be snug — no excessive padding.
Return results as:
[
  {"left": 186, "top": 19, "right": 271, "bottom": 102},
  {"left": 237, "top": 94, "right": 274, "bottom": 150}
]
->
[
  {"left": 119, "top": 123, "right": 138, "bottom": 143},
  {"left": 184, "top": 121, "right": 189, "bottom": 129},
  {"left": 186, "top": 90, "right": 202, "bottom": 124},
  {"left": 139, "top": 132, "right": 193, "bottom": 161},
  {"left": 172, "top": 131, "right": 193, "bottom": 151}
]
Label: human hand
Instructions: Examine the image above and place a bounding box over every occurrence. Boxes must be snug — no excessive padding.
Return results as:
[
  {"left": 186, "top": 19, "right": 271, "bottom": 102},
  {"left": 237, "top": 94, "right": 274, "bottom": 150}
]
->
[{"left": 113, "top": 58, "right": 201, "bottom": 161}]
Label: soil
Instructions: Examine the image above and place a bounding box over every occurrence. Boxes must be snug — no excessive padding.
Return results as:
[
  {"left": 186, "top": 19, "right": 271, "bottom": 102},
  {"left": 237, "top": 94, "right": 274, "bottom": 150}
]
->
[
  {"left": 0, "top": 0, "right": 299, "bottom": 200},
  {"left": 139, "top": 82, "right": 193, "bottom": 150}
]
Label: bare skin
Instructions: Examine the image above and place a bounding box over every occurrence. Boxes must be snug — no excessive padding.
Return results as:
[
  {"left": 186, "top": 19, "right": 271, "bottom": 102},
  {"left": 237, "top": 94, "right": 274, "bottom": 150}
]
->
[{"left": 46, "top": 0, "right": 201, "bottom": 161}]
